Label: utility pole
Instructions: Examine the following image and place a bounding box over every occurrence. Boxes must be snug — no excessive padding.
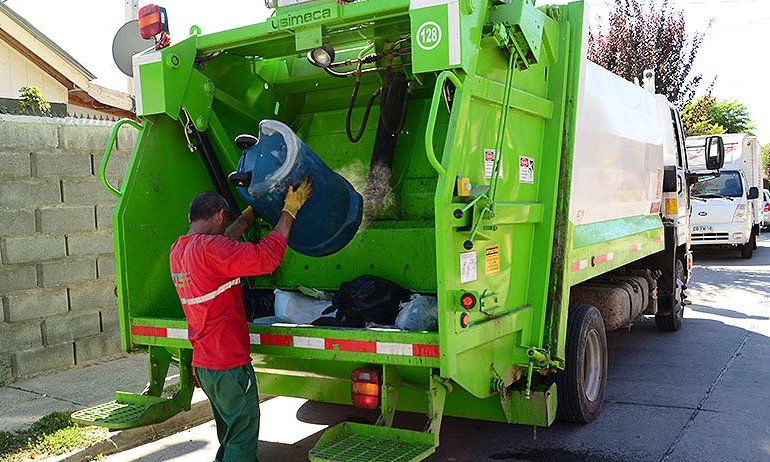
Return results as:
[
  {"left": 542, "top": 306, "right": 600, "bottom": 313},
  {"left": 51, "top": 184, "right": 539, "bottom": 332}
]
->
[{"left": 125, "top": 0, "right": 139, "bottom": 94}]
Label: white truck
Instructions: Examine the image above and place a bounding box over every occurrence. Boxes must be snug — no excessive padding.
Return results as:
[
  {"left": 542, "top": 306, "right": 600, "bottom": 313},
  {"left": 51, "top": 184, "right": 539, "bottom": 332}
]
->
[{"left": 686, "top": 134, "right": 763, "bottom": 258}]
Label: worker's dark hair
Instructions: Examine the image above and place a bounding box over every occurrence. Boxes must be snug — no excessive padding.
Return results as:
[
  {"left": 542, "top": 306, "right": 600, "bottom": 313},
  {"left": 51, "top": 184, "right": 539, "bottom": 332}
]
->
[{"left": 189, "top": 192, "right": 229, "bottom": 222}]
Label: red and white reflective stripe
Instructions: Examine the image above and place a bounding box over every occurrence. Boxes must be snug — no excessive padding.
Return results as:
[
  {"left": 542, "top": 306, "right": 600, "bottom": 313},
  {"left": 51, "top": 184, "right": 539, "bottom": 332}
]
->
[
  {"left": 178, "top": 279, "right": 240, "bottom": 306},
  {"left": 592, "top": 252, "right": 614, "bottom": 266},
  {"left": 132, "top": 325, "right": 168, "bottom": 337},
  {"left": 629, "top": 243, "right": 643, "bottom": 253},
  {"left": 132, "top": 326, "right": 188, "bottom": 338},
  {"left": 571, "top": 259, "right": 589, "bottom": 272},
  {"left": 166, "top": 328, "right": 187, "bottom": 339},
  {"left": 293, "top": 336, "right": 325, "bottom": 349},
  {"left": 134, "top": 326, "right": 439, "bottom": 358}
]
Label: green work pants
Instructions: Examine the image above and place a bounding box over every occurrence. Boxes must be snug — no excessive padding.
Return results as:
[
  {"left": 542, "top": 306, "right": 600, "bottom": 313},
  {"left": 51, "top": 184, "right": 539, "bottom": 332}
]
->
[{"left": 195, "top": 363, "right": 260, "bottom": 462}]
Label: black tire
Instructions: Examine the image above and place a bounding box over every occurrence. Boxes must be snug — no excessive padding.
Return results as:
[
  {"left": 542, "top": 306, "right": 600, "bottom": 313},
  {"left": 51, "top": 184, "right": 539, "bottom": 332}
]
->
[
  {"left": 655, "top": 259, "right": 684, "bottom": 331},
  {"left": 741, "top": 236, "right": 754, "bottom": 259},
  {"left": 556, "top": 304, "right": 607, "bottom": 423}
]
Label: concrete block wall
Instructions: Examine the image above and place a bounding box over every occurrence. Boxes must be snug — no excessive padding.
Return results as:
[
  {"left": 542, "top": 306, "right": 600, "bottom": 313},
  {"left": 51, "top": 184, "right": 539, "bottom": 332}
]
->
[{"left": 0, "top": 115, "right": 136, "bottom": 383}]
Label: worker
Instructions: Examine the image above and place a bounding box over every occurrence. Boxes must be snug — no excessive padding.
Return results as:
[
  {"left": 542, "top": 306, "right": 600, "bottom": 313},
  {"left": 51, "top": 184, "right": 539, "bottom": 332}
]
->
[{"left": 169, "top": 178, "right": 312, "bottom": 462}]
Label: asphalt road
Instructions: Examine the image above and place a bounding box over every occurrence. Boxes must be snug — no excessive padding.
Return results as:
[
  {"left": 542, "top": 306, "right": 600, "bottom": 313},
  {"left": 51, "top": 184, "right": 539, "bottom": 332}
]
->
[{"left": 103, "top": 235, "right": 770, "bottom": 462}]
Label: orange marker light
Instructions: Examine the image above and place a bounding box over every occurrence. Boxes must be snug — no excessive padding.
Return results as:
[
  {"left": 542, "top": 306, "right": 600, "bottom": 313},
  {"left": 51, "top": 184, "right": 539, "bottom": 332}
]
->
[
  {"left": 138, "top": 4, "right": 169, "bottom": 39},
  {"left": 351, "top": 368, "right": 381, "bottom": 410}
]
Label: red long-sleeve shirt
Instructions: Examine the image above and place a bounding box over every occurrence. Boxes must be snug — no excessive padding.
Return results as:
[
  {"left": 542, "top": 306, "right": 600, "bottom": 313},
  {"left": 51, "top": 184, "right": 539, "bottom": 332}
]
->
[{"left": 169, "top": 231, "right": 287, "bottom": 370}]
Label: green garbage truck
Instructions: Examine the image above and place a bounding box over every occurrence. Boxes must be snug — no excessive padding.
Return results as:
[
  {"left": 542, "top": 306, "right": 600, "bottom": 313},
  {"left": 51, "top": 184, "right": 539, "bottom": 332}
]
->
[{"left": 73, "top": 0, "right": 724, "bottom": 460}]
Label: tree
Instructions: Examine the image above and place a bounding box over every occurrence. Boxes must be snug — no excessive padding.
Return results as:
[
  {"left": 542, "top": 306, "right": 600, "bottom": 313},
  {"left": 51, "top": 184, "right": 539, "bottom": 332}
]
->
[
  {"left": 682, "top": 97, "right": 725, "bottom": 137},
  {"left": 682, "top": 95, "right": 755, "bottom": 137},
  {"left": 762, "top": 144, "right": 770, "bottom": 184},
  {"left": 18, "top": 86, "right": 51, "bottom": 116},
  {"left": 709, "top": 99, "right": 755, "bottom": 135},
  {"left": 587, "top": 0, "right": 706, "bottom": 106}
]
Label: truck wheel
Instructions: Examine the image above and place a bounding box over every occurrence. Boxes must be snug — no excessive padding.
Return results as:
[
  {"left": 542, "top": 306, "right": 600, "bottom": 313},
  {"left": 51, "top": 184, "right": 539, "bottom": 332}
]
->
[
  {"left": 556, "top": 304, "right": 607, "bottom": 423},
  {"left": 741, "top": 236, "right": 754, "bottom": 259},
  {"left": 655, "top": 259, "right": 684, "bottom": 331}
]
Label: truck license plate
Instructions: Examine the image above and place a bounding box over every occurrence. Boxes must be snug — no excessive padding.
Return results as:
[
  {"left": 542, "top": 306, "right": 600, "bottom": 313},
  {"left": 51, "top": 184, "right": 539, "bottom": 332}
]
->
[{"left": 693, "top": 225, "right": 712, "bottom": 233}]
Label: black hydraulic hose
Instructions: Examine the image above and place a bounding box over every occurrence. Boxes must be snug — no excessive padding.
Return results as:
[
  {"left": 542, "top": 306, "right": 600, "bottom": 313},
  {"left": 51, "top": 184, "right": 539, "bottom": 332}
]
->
[
  {"left": 189, "top": 129, "right": 241, "bottom": 221},
  {"left": 346, "top": 72, "right": 382, "bottom": 143},
  {"left": 378, "top": 72, "right": 410, "bottom": 136}
]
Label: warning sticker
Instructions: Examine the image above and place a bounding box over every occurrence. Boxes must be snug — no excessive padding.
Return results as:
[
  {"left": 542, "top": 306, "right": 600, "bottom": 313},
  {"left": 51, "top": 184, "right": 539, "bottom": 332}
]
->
[
  {"left": 460, "top": 251, "right": 477, "bottom": 284},
  {"left": 484, "top": 149, "right": 503, "bottom": 179},
  {"left": 485, "top": 246, "right": 500, "bottom": 275},
  {"left": 655, "top": 168, "right": 663, "bottom": 199},
  {"left": 519, "top": 156, "right": 534, "bottom": 184}
]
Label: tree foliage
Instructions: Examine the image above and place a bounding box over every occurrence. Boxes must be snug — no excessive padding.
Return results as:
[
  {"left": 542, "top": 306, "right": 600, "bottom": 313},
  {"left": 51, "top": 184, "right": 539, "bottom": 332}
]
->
[
  {"left": 709, "top": 99, "right": 755, "bottom": 135},
  {"left": 587, "top": 0, "right": 706, "bottom": 106},
  {"left": 682, "top": 95, "right": 725, "bottom": 137},
  {"left": 18, "top": 86, "right": 51, "bottom": 116},
  {"left": 762, "top": 144, "right": 770, "bottom": 184},
  {"left": 682, "top": 94, "right": 755, "bottom": 137}
]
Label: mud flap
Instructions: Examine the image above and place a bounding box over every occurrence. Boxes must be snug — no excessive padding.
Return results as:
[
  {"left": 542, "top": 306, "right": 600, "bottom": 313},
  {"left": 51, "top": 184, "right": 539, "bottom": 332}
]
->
[{"left": 501, "top": 383, "right": 557, "bottom": 427}]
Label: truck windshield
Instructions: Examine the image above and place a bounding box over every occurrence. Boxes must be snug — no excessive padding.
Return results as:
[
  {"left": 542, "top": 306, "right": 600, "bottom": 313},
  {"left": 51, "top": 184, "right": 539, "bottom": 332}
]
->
[{"left": 692, "top": 171, "right": 744, "bottom": 198}]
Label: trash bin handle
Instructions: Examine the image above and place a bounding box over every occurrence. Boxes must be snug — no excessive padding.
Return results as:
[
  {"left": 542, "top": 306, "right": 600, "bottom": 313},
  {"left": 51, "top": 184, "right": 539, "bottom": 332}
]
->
[
  {"left": 100, "top": 119, "right": 142, "bottom": 198},
  {"left": 425, "top": 71, "right": 462, "bottom": 176}
]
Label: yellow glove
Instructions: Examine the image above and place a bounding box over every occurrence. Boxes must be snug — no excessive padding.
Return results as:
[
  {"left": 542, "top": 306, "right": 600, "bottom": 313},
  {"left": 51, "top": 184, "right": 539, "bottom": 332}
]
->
[
  {"left": 282, "top": 177, "right": 313, "bottom": 219},
  {"left": 241, "top": 206, "right": 256, "bottom": 225}
]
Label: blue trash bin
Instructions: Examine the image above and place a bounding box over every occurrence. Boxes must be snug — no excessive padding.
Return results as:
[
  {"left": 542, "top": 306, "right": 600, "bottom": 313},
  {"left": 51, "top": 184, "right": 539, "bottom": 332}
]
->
[{"left": 233, "top": 120, "right": 363, "bottom": 257}]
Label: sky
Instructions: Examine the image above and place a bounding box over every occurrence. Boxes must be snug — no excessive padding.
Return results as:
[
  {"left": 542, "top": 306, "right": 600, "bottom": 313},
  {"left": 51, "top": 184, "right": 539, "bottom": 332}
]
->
[{"left": 4, "top": 0, "right": 770, "bottom": 142}]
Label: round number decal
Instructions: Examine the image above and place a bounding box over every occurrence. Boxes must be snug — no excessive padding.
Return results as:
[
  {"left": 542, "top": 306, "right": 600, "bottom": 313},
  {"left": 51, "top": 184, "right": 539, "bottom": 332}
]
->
[{"left": 416, "top": 21, "right": 442, "bottom": 51}]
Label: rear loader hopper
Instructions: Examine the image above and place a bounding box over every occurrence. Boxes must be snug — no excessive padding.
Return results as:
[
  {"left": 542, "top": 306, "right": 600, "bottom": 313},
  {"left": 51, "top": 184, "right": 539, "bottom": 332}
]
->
[{"left": 73, "top": 1, "right": 719, "bottom": 460}]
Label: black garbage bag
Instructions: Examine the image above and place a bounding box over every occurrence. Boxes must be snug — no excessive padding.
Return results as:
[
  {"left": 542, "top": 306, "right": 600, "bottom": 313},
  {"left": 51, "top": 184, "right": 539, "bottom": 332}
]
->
[
  {"left": 242, "top": 285, "right": 275, "bottom": 321},
  {"left": 321, "top": 275, "right": 411, "bottom": 327}
]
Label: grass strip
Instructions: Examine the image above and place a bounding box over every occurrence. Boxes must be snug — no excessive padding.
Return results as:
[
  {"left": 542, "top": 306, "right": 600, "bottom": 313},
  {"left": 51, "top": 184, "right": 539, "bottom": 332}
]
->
[{"left": 0, "top": 412, "right": 108, "bottom": 462}]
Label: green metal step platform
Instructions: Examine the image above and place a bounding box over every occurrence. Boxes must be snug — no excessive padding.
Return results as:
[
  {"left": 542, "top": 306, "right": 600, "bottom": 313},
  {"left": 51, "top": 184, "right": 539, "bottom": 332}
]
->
[
  {"left": 309, "top": 423, "right": 436, "bottom": 462},
  {"left": 72, "top": 392, "right": 187, "bottom": 430}
]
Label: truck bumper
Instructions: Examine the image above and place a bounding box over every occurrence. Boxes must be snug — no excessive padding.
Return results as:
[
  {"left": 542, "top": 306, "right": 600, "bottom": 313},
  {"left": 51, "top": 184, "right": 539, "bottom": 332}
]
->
[{"left": 691, "top": 221, "right": 751, "bottom": 246}]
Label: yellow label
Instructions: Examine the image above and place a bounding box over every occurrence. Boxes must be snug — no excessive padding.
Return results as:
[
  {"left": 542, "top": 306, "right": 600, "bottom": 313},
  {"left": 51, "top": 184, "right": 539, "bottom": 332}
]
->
[
  {"left": 485, "top": 246, "right": 500, "bottom": 275},
  {"left": 665, "top": 198, "right": 678, "bottom": 216},
  {"left": 457, "top": 177, "right": 471, "bottom": 197}
]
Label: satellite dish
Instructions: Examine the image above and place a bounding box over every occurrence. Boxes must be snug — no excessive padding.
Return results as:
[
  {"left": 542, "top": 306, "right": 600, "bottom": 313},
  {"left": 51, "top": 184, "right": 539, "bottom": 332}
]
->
[{"left": 112, "top": 20, "right": 155, "bottom": 77}]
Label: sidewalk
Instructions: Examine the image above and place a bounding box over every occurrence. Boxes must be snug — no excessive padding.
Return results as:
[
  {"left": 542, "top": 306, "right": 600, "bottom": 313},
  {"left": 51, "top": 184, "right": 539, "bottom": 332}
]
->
[
  {"left": 1, "top": 353, "right": 216, "bottom": 461},
  {"left": 0, "top": 354, "right": 154, "bottom": 433}
]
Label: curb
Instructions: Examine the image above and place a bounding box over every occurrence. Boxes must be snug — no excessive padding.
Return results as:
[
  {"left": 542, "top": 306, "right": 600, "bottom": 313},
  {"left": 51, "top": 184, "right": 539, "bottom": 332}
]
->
[{"left": 48, "top": 393, "right": 276, "bottom": 462}]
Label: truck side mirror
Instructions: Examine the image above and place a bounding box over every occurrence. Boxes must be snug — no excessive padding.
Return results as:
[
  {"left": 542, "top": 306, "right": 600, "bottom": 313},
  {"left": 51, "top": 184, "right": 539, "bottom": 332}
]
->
[
  {"left": 704, "top": 136, "right": 724, "bottom": 170},
  {"left": 748, "top": 186, "right": 760, "bottom": 200}
]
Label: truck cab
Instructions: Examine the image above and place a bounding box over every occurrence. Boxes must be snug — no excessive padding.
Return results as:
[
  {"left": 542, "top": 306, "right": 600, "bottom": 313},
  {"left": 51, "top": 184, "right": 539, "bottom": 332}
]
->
[
  {"left": 659, "top": 98, "right": 694, "bottom": 281},
  {"left": 686, "top": 134, "right": 762, "bottom": 258}
]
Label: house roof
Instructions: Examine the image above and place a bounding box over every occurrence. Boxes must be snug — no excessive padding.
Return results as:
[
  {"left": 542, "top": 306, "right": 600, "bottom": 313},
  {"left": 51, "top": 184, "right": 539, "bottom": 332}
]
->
[
  {"left": 0, "top": 3, "right": 134, "bottom": 116},
  {"left": 0, "top": 2, "right": 96, "bottom": 80}
]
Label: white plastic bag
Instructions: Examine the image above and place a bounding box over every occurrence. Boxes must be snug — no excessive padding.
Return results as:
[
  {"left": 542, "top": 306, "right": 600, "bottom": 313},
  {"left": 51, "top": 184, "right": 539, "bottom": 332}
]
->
[
  {"left": 274, "top": 289, "right": 333, "bottom": 324},
  {"left": 395, "top": 294, "right": 438, "bottom": 331}
]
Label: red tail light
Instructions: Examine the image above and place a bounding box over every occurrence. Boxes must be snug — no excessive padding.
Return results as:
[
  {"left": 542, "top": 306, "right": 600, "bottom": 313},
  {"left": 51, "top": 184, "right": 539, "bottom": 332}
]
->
[
  {"left": 138, "top": 4, "right": 169, "bottom": 39},
  {"left": 460, "top": 293, "right": 476, "bottom": 310},
  {"left": 351, "top": 369, "right": 380, "bottom": 410},
  {"left": 764, "top": 202, "right": 770, "bottom": 212}
]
